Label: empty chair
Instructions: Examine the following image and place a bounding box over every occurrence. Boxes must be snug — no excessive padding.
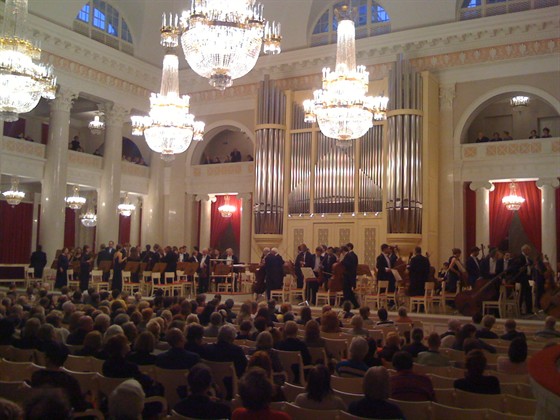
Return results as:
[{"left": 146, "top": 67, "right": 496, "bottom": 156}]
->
[
  {"left": 283, "top": 402, "right": 341, "bottom": 420},
  {"left": 64, "top": 355, "right": 92, "bottom": 372},
  {"left": 504, "top": 394, "right": 537, "bottom": 416},
  {"left": 431, "top": 402, "right": 487, "bottom": 420},
  {"left": 389, "top": 399, "right": 431, "bottom": 420},
  {"left": 0, "top": 380, "right": 32, "bottom": 404},
  {"left": 0, "top": 359, "right": 43, "bottom": 381},
  {"left": 282, "top": 382, "right": 305, "bottom": 402},
  {"left": 7, "top": 346, "right": 35, "bottom": 362},
  {"left": 454, "top": 388, "right": 506, "bottom": 412},
  {"left": 96, "top": 374, "right": 128, "bottom": 400},
  {"left": 433, "top": 388, "right": 456, "bottom": 407}
]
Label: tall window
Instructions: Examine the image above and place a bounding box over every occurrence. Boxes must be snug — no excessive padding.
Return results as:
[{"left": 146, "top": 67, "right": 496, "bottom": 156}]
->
[
  {"left": 311, "top": 0, "right": 390, "bottom": 47},
  {"left": 74, "top": 1, "right": 133, "bottom": 54},
  {"left": 459, "top": 0, "right": 559, "bottom": 20}
]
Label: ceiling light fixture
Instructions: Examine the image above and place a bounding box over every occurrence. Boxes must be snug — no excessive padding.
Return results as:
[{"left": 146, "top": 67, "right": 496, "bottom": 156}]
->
[
  {"left": 502, "top": 181, "right": 525, "bottom": 211},
  {"left": 510, "top": 95, "right": 530, "bottom": 109},
  {"left": 2, "top": 177, "right": 25, "bottom": 206},
  {"left": 218, "top": 194, "right": 236, "bottom": 218},
  {"left": 88, "top": 112, "right": 105, "bottom": 135},
  {"left": 117, "top": 193, "right": 136, "bottom": 217},
  {"left": 65, "top": 185, "right": 86, "bottom": 210}
]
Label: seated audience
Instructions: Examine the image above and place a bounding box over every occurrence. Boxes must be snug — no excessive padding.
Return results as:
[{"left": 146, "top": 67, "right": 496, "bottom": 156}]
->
[
  {"left": 321, "top": 310, "right": 342, "bottom": 333},
  {"left": 359, "top": 306, "right": 375, "bottom": 327},
  {"left": 502, "top": 131, "right": 513, "bottom": 140},
  {"left": 535, "top": 316, "right": 560, "bottom": 338},
  {"left": 24, "top": 389, "right": 72, "bottom": 420},
  {"left": 475, "top": 132, "right": 489, "bottom": 143},
  {"left": 127, "top": 331, "right": 157, "bottom": 365},
  {"left": 173, "top": 363, "right": 231, "bottom": 419},
  {"left": 350, "top": 315, "right": 369, "bottom": 337},
  {"left": 528, "top": 129, "right": 539, "bottom": 139},
  {"left": 339, "top": 300, "right": 355, "bottom": 319},
  {"left": 66, "top": 315, "right": 93, "bottom": 345},
  {"left": 297, "top": 306, "right": 313, "bottom": 325},
  {"left": 348, "top": 366, "right": 405, "bottom": 419},
  {"left": 417, "top": 332, "right": 451, "bottom": 367},
  {"left": 453, "top": 323, "right": 496, "bottom": 353},
  {"left": 75, "top": 330, "right": 104, "bottom": 357},
  {"left": 185, "top": 323, "right": 206, "bottom": 356},
  {"left": 248, "top": 331, "right": 283, "bottom": 376},
  {"left": 376, "top": 308, "right": 394, "bottom": 326},
  {"left": 378, "top": 332, "right": 401, "bottom": 363},
  {"left": 395, "top": 307, "right": 413, "bottom": 324},
  {"left": 390, "top": 351, "right": 435, "bottom": 401},
  {"left": 204, "top": 312, "right": 224, "bottom": 337},
  {"left": 102, "top": 333, "right": 143, "bottom": 379},
  {"left": 500, "top": 319, "right": 526, "bottom": 341},
  {"left": 232, "top": 368, "right": 290, "bottom": 420},
  {"left": 295, "top": 365, "right": 346, "bottom": 410},
  {"left": 13, "top": 317, "right": 40, "bottom": 349},
  {"left": 108, "top": 379, "right": 145, "bottom": 420},
  {"left": 247, "top": 351, "right": 285, "bottom": 401},
  {"left": 471, "top": 312, "right": 483, "bottom": 331},
  {"left": 304, "top": 320, "right": 326, "bottom": 348},
  {"left": 204, "top": 324, "right": 248, "bottom": 377},
  {"left": 476, "top": 315, "right": 499, "bottom": 339},
  {"left": 275, "top": 320, "right": 312, "bottom": 366},
  {"left": 336, "top": 336, "right": 370, "bottom": 377},
  {"left": 0, "top": 397, "right": 22, "bottom": 419},
  {"left": 236, "top": 320, "right": 253, "bottom": 340},
  {"left": 402, "top": 328, "right": 429, "bottom": 357},
  {"left": 155, "top": 328, "right": 200, "bottom": 370},
  {"left": 454, "top": 349, "right": 501, "bottom": 394},
  {"left": 497, "top": 337, "right": 528, "bottom": 375}
]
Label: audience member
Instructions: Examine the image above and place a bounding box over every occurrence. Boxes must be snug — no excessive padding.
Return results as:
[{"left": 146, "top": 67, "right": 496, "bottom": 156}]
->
[
  {"left": 204, "top": 324, "right": 248, "bottom": 378},
  {"left": 402, "top": 328, "right": 428, "bottom": 357},
  {"left": 542, "top": 127, "right": 552, "bottom": 138},
  {"left": 24, "top": 389, "right": 72, "bottom": 420},
  {"left": 295, "top": 365, "right": 346, "bottom": 410},
  {"left": 155, "top": 328, "right": 200, "bottom": 370},
  {"left": 108, "top": 379, "right": 145, "bottom": 420},
  {"left": 535, "top": 316, "right": 560, "bottom": 338},
  {"left": 376, "top": 308, "right": 394, "bottom": 326},
  {"left": 497, "top": 337, "right": 528, "bottom": 375},
  {"left": 0, "top": 397, "right": 22, "bottom": 420},
  {"left": 336, "top": 336, "right": 369, "bottom": 377},
  {"left": 304, "top": 320, "right": 325, "bottom": 348},
  {"left": 350, "top": 315, "right": 369, "bottom": 337},
  {"left": 378, "top": 332, "right": 401, "bottom": 363},
  {"left": 454, "top": 349, "right": 501, "bottom": 394},
  {"left": 127, "top": 331, "right": 157, "bottom": 365},
  {"left": 390, "top": 351, "right": 435, "bottom": 401},
  {"left": 476, "top": 315, "right": 499, "bottom": 339},
  {"left": 417, "top": 332, "right": 451, "bottom": 367},
  {"left": 500, "top": 319, "right": 526, "bottom": 341},
  {"left": 395, "top": 307, "right": 413, "bottom": 324}
]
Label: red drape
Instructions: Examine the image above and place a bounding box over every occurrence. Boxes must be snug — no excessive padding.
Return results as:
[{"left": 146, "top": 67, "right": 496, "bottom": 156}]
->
[
  {"left": 41, "top": 123, "right": 49, "bottom": 145},
  {"left": 210, "top": 196, "right": 241, "bottom": 255},
  {"left": 0, "top": 201, "right": 33, "bottom": 263},
  {"left": 64, "top": 208, "right": 76, "bottom": 249},
  {"left": 516, "top": 181, "right": 542, "bottom": 251},
  {"left": 118, "top": 214, "right": 131, "bottom": 245},
  {"left": 465, "top": 183, "right": 477, "bottom": 252},
  {"left": 489, "top": 183, "right": 515, "bottom": 249}
]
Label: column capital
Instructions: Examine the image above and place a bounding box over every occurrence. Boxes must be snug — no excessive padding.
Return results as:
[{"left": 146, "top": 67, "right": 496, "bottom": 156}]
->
[
  {"left": 470, "top": 181, "right": 494, "bottom": 192},
  {"left": 536, "top": 178, "right": 560, "bottom": 189},
  {"left": 50, "top": 87, "right": 78, "bottom": 113},
  {"left": 195, "top": 194, "right": 217, "bottom": 203},
  {"left": 100, "top": 103, "right": 129, "bottom": 126},
  {"left": 238, "top": 192, "right": 252, "bottom": 201},
  {"left": 439, "top": 84, "right": 456, "bottom": 110}
]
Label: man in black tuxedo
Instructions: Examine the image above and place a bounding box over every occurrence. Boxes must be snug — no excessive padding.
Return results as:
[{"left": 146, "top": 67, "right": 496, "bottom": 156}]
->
[
  {"left": 30, "top": 245, "right": 47, "bottom": 279},
  {"left": 407, "top": 247, "right": 431, "bottom": 296},
  {"left": 178, "top": 246, "right": 189, "bottom": 262},
  {"left": 341, "top": 243, "right": 359, "bottom": 308},
  {"left": 107, "top": 241, "right": 115, "bottom": 255},
  {"left": 308, "top": 246, "right": 324, "bottom": 305},
  {"left": 221, "top": 248, "right": 239, "bottom": 266},
  {"left": 197, "top": 248, "right": 211, "bottom": 293},
  {"left": 140, "top": 244, "right": 153, "bottom": 264},
  {"left": 376, "top": 244, "right": 395, "bottom": 292},
  {"left": 294, "top": 244, "right": 313, "bottom": 288},
  {"left": 480, "top": 249, "right": 504, "bottom": 280},
  {"left": 321, "top": 247, "right": 337, "bottom": 289},
  {"left": 96, "top": 244, "right": 113, "bottom": 281},
  {"left": 512, "top": 244, "right": 533, "bottom": 314},
  {"left": 466, "top": 246, "right": 482, "bottom": 287},
  {"left": 264, "top": 248, "right": 284, "bottom": 299}
]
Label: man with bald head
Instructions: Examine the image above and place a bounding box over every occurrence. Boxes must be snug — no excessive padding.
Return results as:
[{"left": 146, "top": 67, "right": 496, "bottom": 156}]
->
[{"left": 155, "top": 328, "right": 200, "bottom": 370}]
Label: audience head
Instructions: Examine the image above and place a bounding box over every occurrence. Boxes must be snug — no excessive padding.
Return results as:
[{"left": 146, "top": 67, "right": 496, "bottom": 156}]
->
[
  {"left": 300, "top": 306, "right": 312, "bottom": 323},
  {"left": 359, "top": 306, "right": 370, "bottom": 319},
  {"left": 217, "top": 324, "right": 237, "bottom": 344},
  {"left": 247, "top": 351, "right": 273, "bottom": 377},
  {"left": 210, "top": 311, "right": 223, "bottom": 327},
  {"left": 351, "top": 315, "right": 364, "bottom": 330},
  {"left": 283, "top": 321, "right": 299, "bottom": 339},
  {"left": 238, "top": 368, "right": 273, "bottom": 411},
  {"left": 448, "top": 318, "right": 462, "bottom": 332},
  {"left": 427, "top": 332, "right": 441, "bottom": 350},
  {"left": 304, "top": 320, "right": 321, "bottom": 342},
  {"left": 24, "top": 389, "right": 71, "bottom": 420},
  {"left": 342, "top": 300, "right": 352, "bottom": 313},
  {"left": 411, "top": 328, "right": 424, "bottom": 343},
  {"left": 105, "top": 334, "right": 130, "bottom": 359},
  {"left": 472, "top": 312, "right": 483, "bottom": 325},
  {"left": 255, "top": 331, "right": 274, "bottom": 350},
  {"left": 0, "top": 397, "right": 22, "bottom": 420},
  {"left": 385, "top": 332, "right": 401, "bottom": 348},
  {"left": 186, "top": 323, "right": 204, "bottom": 344},
  {"left": 306, "top": 365, "right": 332, "bottom": 402},
  {"left": 321, "top": 311, "right": 340, "bottom": 333},
  {"left": 134, "top": 331, "right": 155, "bottom": 354},
  {"left": 505, "top": 319, "right": 517, "bottom": 332},
  {"left": 377, "top": 307, "right": 389, "bottom": 322},
  {"left": 349, "top": 336, "right": 369, "bottom": 361},
  {"left": 44, "top": 341, "right": 69, "bottom": 367},
  {"left": 544, "top": 316, "right": 556, "bottom": 330},
  {"left": 508, "top": 337, "right": 528, "bottom": 364},
  {"left": 109, "top": 379, "right": 145, "bottom": 420},
  {"left": 392, "top": 351, "right": 413, "bottom": 371},
  {"left": 397, "top": 307, "right": 408, "bottom": 319},
  {"left": 364, "top": 366, "right": 390, "bottom": 400},
  {"left": 465, "top": 349, "right": 487, "bottom": 377},
  {"left": 188, "top": 364, "right": 213, "bottom": 395}
]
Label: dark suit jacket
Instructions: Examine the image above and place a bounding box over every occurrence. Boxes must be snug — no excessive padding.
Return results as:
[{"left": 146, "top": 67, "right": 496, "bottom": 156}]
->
[
  {"left": 198, "top": 254, "right": 211, "bottom": 277},
  {"left": 376, "top": 253, "right": 392, "bottom": 281},
  {"left": 203, "top": 341, "right": 248, "bottom": 377},
  {"left": 275, "top": 337, "right": 312, "bottom": 365},
  {"left": 30, "top": 251, "right": 47, "bottom": 278},
  {"left": 295, "top": 251, "right": 314, "bottom": 286},
  {"left": 310, "top": 254, "right": 324, "bottom": 276},
  {"left": 264, "top": 253, "right": 285, "bottom": 289},
  {"left": 97, "top": 248, "right": 112, "bottom": 265},
  {"left": 155, "top": 347, "right": 200, "bottom": 370},
  {"left": 162, "top": 251, "right": 178, "bottom": 273},
  {"left": 480, "top": 257, "right": 504, "bottom": 279},
  {"left": 466, "top": 256, "right": 481, "bottom": 283},
  {"left": 221, "top": 254, "right": 240, "bottom": 265},
  {"left": 342, "top": 251, "right": 358, "bottom": 287},
  {"left": 408, "top": 254, "right": 430, "bottom": 296}
]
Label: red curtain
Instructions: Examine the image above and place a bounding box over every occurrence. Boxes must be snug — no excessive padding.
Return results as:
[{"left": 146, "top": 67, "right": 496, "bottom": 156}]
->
[
  {"left": 489, "top": 182, "right": 515, "bottom": 249},
  {"left": 210, "top": 196, "right": 241, "bottom": 254},
  {"left": 64, "top": 208, "right": 76, "bottom": 249},
  {"left": 118, "top": 214, "right": 131, "bottom": 245},
  {"left": 465, "top": 183, "right": 477, "bottom": 252},
  {"left": 0, "top": 201, "right": 33, "bottom": 263},
  {"left": 516, "top": 181, "right": 542, "bottom": 251}
]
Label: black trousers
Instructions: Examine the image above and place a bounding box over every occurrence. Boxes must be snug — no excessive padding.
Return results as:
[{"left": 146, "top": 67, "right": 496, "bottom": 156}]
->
[
  {"left": 343, "top": 277, "right": 359, "bottom": 308},
  {"left": 519, "top": 278, "right": 533, "bottom": 314}
]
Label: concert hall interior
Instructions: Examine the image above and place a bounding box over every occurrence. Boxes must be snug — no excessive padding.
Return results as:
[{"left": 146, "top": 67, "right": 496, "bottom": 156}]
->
[{"left": 0, "top": 1, "right": 559, "bottom": 419}]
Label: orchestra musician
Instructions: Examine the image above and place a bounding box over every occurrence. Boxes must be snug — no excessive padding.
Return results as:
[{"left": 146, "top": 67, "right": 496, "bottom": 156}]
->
[
  {"left": 309, "top": 246, "right": 323, "bottom": 305},
  {"left": 407, "top": 247, "right": 431, "bottom": 296},
  {"left": 341, "top": 243, "right": 360, "bottom": 309},
  {"left": 294, "top": 244, "right": 313, "bottom": 288},
  {"left": 376, "top": 244, "right": 396, "bottom": 292},
  {"left": 446, "top": 248, "right": 466, "bottom": 293},
  {"left": 221, "top": 248, "right": 239, "bottom": 266},
  {"left": 197, "top": 248, "right": 211, "bottom": 293},
  {"left": 480, "top": 248, "right": 504, "bottom": 280},
  {"left": 466, "top": 246, "right": 482, "bottom": 287},
  {"left": 512, "top": 244, "right": 534, "bottom": 315},
  {"left": 264, "top": 248, "right": 284, "bottom": 300},
  {"left": 321, "top": 246, "right": 337, "bottom": 289}
]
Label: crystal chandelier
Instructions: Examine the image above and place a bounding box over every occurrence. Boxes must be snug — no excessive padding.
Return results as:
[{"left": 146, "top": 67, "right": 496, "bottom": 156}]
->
[
  {"left": 88, "top": 112, "right": 105, "bottom": 135},
  {"left": 80, "top": 208, "right": 97, "bottom": 228},
  {"left": 303, "top": 6, "right": 388, "bottom": 142},
  {"left": 2, "top": 177, "right": 25, "bottom": 206},
  {"left": 218, "top": 195, "right": 236, "bottom": 218},
  {"left": 65, "top": 185, "right": 86, "bottom": 210},
  {"left": 117, "top": 193, "right": 136, "bottom": 217},
  {"left": 0, "top": 0, "right": 56, "bottom": 122},
  {"left": 177, "top": 1, "right": 281, "bottom": 90},
  {"left": 131, "top": 28, "right": 205, "bottom": 161},
  {"left": 502, "top": 181, "right": 525, "bottom": 211},
  {"left": 510, "top": 95, "right": 530, "bottom": 109}
]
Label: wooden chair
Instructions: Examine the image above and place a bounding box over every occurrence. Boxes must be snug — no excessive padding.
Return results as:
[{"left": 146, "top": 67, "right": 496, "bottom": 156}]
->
[
  {"left": 121, "top": 271, "right": 139, "bottom": 294},
  {"left": 0, "top": 345, "right": 11, "bottom": 359},
  {"left": 182, "top": 262, "right": 199, "bottom": 297},
  {"left": 5, "top": 346, "right": 35, "bottom": 362},
  {"left": 482, "top": 285, "right": 507, "bottom": 318},
  {"left": 90, "top": 269, "right": 109, "bottom": 292},
  {"left": 431, "top": 402, "right": 487, "bottom": 420},
  {"left": 211, "top": 263, "right": 234, "bottom": 293},
  {"left": 440, "top": 281, "right": 457, "bottom": 313},
  {"left": 96, "top": 374, "right": 128, "bottom": 400},
  {"left": 409, "top": 282, "right": 436, "bottom": 313},
  {"left": 308, "top": 347, "right": 327, "bottom": 365},
  {"left": 493, "top": 371, "right": 530, "bottom": 385},
  {"left": 486, "top": 409, "right": 534, "bottom": 420},
  {"left": 433, "top": 387, "right": 456, "bottom": 407},
  {"left": 89, "top": 357, "right": 105, "bottom": 374},
  {"left": 339, "top": 411, "right": 371, "bottom": 420},
  {"left": 324, "top": 338, "right": 348, "bottom": 361},
  {"left": 270, "top": 275, "right": 293, "bottom": 303},
  {"left": 154, "top": 367, "right": 189, "bottom": 409},
  {"left": 72, "top": 409, "right": 105, "bottom": 420},
  {"left": 426, "top": 373, "right": 456, "bottom": 388},
  {"left": 0, "top": 380, "right": 32, "bottom": 404},
  {"left": 330, "top": 376, "right": 363, "bottom": 394},
  {"left": 283, "top": 402, "right": 341, "bottom": 420},
  {"left": 64, "top": 355, "right": 92, "bottom": 372},
  {"left": 288, "top": 276, "right": 306, "bottom": 304},
  {"left": 389, "top": 399, "right": 432, "bottom": 420},
  {"left": 67, "top": 268, "right": 79, "bottom": 289},
  {"left": 0, "top": 360, "right": 43, "bottom": 381},
  {"left": 315, "top": 287, "right": 338, "bottom": 307},
  {"left": 333, "top": 389, "right": 363, "bottom": 406},
  {"left": 274, "top": 349, "right": 313, "bottom": 386},
  {"left": 202, "top": 360, "right": 237, "bottom": 400},
  {"left": 282, "top": 382, "right": 304, "bottom": 402},
  {"left": 61, "top": 368, "right": 99, "bottom": 404},
  {"left": 504, "top": 394, "right": 536, "bottom": 416},
  {"left": 151, "top": 272, "right": 164, "bottom": 296},
  {"left": 363, "top": 280, "right": 389, "bottom": 310},
  {"left": 141, "top": 271, "right": 152, "bottom": 296},
  {"left": 25, "top": 267, "right": 35, "bottom": 288},
  {"left": 454, "top": 388, "right": 506, "bottom": 412}
]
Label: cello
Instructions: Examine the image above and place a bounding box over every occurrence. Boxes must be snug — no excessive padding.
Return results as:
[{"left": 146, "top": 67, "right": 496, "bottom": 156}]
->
[
  {"left": 539, "top": 255, "right": 560, "bottom": 318},
  {"left": 455, "top": 272, "right": 504, "bottom": 316}
]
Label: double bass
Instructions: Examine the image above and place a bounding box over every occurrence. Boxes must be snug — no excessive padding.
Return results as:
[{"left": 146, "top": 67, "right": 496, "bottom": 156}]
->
[
  {"left": 455, "top": 272, "right": 504, "bottom": 316},
  {"left": 327, "top": 261, "right": 344, "bottom": 296},
  {"left": 539, "top": 255, "right": 560, "bottom": 318}
]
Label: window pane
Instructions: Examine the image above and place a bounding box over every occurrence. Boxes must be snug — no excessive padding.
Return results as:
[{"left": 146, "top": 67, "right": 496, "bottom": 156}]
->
[
  {"left": 372, "top": 3, "right": 389, "bottom": 22},
  {"left": 462, "top": 0, "right": 481, "bottom": 7},
  {"left": 93, "top": 8, "right": 106, "bottom": 30},
  {"left": 313, "top": 10, "right": 329, "bottom": 34},
  {"left": 106, "top": 4, "right": 119, "bottom": 36},
  {"left": 77, "top": 4, "right": 90, "bottom": 22},
  {"left": 357, "top": 0, "right": 367, "bottom": 26},
  {"left": 121, "top": 19, "right": 132, "bottom": 43}
]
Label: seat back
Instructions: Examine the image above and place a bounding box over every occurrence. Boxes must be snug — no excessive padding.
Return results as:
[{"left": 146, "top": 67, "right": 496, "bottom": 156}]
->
[
  {"left": 61, "top": 368, "right": 99, "bottom": 403},
  {"left": 504, "top": 394, "right": 537, "bottom": 416},
  {"left": 426, "top": 373, "right": 456, "bottom": 388},
  {"left": 283, "top": 402, "right": 341, "bottom": 420},
  {"left": 330, "top": 375, "right": 363, "bottom": 394},
  {"left": 486, "top": 409, "right": 534, "bottom": 420},
  {"left": 338, "top": 411, "right": 371, "bottom": 420},
  {"left": 308, "top": 347, "right": 327, "bottom": 365},
  {"left": 389, "top": 399, "right": 432, "bottom": 420},
  {"left": 25, "top": 267, "right": 35, "bottom": 279},
  {"left": 202, "top": 359, "right": 237, "bottom": 400},
  {"left": 282, "top": 382, "right": 304, "bottom": 402},
  {"left": 377, "top": 280, "right": 389, "bottom": 294},
  {"left": 122, "top": 271, "right": 132, "bottom": 283},
  {"left": 454, "top": 388, "right": 506, "bottom": 412},
  {"left": 64, "top": 355, "right": 91, "bottom": 372},
  {"left": 0, "top": 359, "right": 43, "bottom": 381},
  {"left": 91, "top": 270, "right": 103, "bottom": 282},
  {"left": 152, "top": 272, "right": 162, "bottom": 286},
  {"left": 184, "top": 262, "right": 199, "bottom": 276},
  {"left": 154, "top": 367, "right": 189, "bottom": 409},
  {"left": 433, "top": 387, "right": 456, "bottom": 406},
  {"left": 96, "top": 374, "right": 128, "bottom": 399},
  {"left": 164, "top": 272, "right": 175, "bottom": 282},
  {"left": 324, "top": 338, "right": 348, "bottom": 361},
  {"left": 333, "top": 389, "right": 363, "bottom": 406},
  {"left": 6, "top": 347, "right": 35, "bottom": 362},
  {"left": 213, "top": 263, "right": 232, "bottom": 276},
  {"left": 0, "top": 380, "right": 32, "bottom": 403},
  {"left": 274, "top": 349, "right": 305, "bottom": 385},
  {"left": 431, "top": 402, "right": 487, "bottom": 420}
]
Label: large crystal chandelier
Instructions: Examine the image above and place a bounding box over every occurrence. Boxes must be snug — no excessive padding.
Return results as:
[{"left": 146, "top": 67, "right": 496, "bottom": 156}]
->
[
  {"left": 218, "top": 195, "right": 236, "bottom": 218},
  {"left": 178, "top": 1, "right": 281, "bottom": 90},
  {"left": 510, "top": 95, "right": 530, "bottom": 109},
  {"left": 65, "top": 185, "right": 86, "bottom": 210},
  {"left": 117, "top": 193, "right": 135, "bottom": 217},
  {"left": 303, "top": 6, "right": 388, "bottom": 142},
  {"left": 131, "top": 27, "right": 204, "bottom": 161},
  {"left": 88, "top": 112, "right": 105, "bottom": 135},
  {"left": 0, "top": 0, "right": 56, "bottom": 122},
  {"left": 502, "top": 181, "right": 525, "bottom": 211},
  {"left": 2, "top": 177, "right": 25, "bottom": 206}
]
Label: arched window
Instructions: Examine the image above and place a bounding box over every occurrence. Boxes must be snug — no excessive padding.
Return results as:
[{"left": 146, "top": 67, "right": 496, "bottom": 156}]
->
[
  {"left": 74, "top": 0, "right": 133, "bottom": 55},
  {"left": 459, "top": 0, "right": 559, "bottom": 21},
  {"left": 311, "top": 0, "right": 390, "bottom": 47}
]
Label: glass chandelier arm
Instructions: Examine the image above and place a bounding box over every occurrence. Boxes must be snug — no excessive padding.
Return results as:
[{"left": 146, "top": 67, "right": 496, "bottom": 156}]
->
[{"left": 3, "top": 0, "right": 29, "bottom": 40}]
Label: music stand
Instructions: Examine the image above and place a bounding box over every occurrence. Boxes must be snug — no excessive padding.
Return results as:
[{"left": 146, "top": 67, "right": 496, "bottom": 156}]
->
[{"left": 301, "top": 267, "right": 317, "bottom": 304}]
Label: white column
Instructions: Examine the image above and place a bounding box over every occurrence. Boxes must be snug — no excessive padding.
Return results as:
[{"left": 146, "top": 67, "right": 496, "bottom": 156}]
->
[
  {"left": 537, "top": 178, "right": 559, "bottom": 265},
  {"left": 238, "top": 193, "right": 252, "bottom": 262},
  {"left": 469, "top": 181, "right": 495, "bottom": 248},
  {"left": 96, "top": 103, "right": 128, "bottom": 247},
  {"left": 196, "top": 194, "right": 216, "bottom": 250},
  {"left": 40, "top": 87, "right": 77, "bottom": 263},
  {"left": 31, "top": 192, "right": 40, "bottom": 251},
  {"left": 184, "top": 193, "right": 197, "bottom": 248},
  {"left": 129, "top": 195, "right": 140, "bottom": 246}
]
